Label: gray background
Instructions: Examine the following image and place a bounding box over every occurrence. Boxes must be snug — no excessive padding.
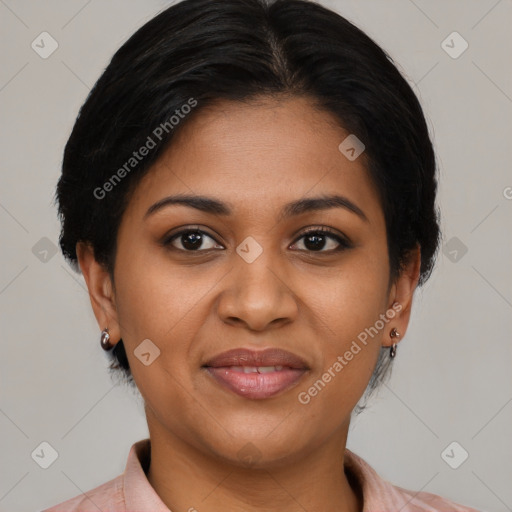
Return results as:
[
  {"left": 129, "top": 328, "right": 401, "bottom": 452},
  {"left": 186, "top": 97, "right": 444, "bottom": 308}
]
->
[{"left": 0, "top": 0, "right": 511, "bottom": 511}]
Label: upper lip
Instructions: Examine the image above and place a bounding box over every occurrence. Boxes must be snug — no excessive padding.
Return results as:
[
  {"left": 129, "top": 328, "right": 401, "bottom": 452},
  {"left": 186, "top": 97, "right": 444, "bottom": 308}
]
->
[{"left": 203, "top": 348, "right": 309, "bottom": 369}]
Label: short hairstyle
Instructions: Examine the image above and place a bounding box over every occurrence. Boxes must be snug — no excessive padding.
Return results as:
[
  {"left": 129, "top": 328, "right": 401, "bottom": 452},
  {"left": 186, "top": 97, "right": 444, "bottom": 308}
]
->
[{"left": 54, "top": 0, "right": 441, "bottom": 412}]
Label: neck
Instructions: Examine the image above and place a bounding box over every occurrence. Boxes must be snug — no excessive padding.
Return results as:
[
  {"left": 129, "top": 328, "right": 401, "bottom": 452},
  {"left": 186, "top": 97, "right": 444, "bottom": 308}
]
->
[{"left": 145, "top": 424, "right": 363, "bottom": 512}]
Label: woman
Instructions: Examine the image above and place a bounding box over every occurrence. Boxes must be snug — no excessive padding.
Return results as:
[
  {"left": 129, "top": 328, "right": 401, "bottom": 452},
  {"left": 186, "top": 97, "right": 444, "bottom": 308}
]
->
[{"left": 44, "top": 0, "right": 480, "bottom": 510}]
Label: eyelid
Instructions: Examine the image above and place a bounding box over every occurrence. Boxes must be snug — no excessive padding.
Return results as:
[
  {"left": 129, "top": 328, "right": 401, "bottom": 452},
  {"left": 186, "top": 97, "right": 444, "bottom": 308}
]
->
[{"left": 295, "top": 225, "right": 346, "bottom": 239}]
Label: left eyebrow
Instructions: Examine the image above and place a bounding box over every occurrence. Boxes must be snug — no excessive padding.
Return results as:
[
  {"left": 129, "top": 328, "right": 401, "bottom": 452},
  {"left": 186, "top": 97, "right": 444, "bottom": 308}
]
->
[
  {"left": 144, "top": 193, "right": 369, "bottom": 223},
  {"left": 278, "top": 194, "right": 369, "bottom": 223}
]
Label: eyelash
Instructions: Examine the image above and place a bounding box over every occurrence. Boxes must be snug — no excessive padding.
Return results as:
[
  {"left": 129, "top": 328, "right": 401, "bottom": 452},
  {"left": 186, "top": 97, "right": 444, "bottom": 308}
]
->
[{"left": 162, "top": 226, "right": 351, "bottom": 254}]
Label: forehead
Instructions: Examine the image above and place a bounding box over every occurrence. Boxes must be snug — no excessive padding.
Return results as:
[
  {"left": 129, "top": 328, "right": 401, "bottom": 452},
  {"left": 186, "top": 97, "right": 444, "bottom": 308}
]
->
[{"left": 127, "top": 96, "right": 382, "bottom": 223}]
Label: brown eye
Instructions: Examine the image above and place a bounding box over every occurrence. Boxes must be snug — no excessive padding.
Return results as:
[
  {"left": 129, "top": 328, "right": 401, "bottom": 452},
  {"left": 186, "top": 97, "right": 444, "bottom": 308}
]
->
[
  {"left": 291, "top": 228, "right": 351, "bottom": 253},
  {"left": 164, "top": 229, "right": 223, "bottom": 252}
]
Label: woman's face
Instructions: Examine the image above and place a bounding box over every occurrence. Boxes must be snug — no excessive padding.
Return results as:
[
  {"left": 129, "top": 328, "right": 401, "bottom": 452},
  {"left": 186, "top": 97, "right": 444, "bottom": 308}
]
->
[{"left": 81, "top": 95, "right": 419, "bottom": 467}]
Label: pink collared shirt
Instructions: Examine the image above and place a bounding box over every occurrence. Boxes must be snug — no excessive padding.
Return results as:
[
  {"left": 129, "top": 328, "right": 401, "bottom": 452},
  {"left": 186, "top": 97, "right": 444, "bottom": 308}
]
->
[{"left": 41, "top": 438, "right": 480, "bottom": 511}]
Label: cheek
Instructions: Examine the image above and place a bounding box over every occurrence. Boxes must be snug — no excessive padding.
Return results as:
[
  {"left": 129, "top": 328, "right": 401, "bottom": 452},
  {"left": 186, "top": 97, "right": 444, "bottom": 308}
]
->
[
  {"left": 300, "top": 245, "right": 390, "bottom": 337},
  {"left": 295, "top": 293, "right": 384, "bottom": 431},
  {"left": 297, "top": 247, "right": 389, "bottom": 403},
  {"left": 113, "top": 242, "right": 212, "bottom": 338},
  {"left": 112, "top": 246, "right": 215, "bottom": 394}
]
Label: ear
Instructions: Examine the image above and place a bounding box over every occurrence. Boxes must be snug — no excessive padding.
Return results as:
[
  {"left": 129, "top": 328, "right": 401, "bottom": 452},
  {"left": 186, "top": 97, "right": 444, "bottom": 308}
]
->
[
  {"left": 383, "top": 243, "right": 421, "bottom": 348},
  {"left": 76, "top": 241, "right": 121, "bottom": 346}
]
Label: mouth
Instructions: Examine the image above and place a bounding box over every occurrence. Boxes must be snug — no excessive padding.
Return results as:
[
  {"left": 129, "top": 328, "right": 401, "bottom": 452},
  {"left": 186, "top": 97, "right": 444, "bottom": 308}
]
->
[{"left": 202, "top": 348, "right": 309, "bottom": 400}]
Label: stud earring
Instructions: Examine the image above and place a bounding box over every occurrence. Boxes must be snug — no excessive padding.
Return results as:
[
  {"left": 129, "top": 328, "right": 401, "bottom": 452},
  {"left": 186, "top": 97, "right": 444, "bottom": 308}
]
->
[
  {"left": 100, "top": 327, "right": 113, "bottom": 351},
  {"left": 389, "top": 327, "right": 400, "bottom": 358}
]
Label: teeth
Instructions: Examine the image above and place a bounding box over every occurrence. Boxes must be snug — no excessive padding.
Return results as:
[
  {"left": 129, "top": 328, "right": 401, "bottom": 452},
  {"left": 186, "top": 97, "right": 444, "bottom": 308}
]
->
[
  {"left": 228, "top": 365, "right": 286, "bottom": 373},
  {"left": 257, "top": 366, "right": 278, "bottom": 373}
]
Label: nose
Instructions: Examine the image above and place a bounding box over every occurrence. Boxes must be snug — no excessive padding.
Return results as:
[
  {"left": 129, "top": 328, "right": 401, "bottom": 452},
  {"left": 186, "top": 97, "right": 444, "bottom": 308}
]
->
[{"left": 216, "top": 251, "right": 299, "bottom": 332}]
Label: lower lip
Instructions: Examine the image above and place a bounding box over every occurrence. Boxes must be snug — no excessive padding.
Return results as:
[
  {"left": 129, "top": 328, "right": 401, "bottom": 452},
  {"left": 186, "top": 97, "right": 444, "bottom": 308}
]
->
[{"left": 204, "top": 367, "right": 308, "bottom": 399}]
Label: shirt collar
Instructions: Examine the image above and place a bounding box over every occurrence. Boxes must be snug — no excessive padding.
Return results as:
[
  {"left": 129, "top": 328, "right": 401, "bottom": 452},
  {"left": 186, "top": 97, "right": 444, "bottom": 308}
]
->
[
  {"left": 123, "top": 438, "right": 171, "bottom": 511},
  {"left": 123, "top": 438, "right": 405, "bottom": 511}
]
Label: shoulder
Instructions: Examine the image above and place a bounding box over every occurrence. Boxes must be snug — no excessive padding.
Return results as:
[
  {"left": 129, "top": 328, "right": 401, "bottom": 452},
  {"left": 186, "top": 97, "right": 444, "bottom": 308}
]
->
[
  {"left": 40, "top": 474, "right": 125, "bottom": 512},
  {"left": 344, "top": 449, "right": 481, "bottom": 511},
  {"left": 390, "top": 483, "right": 482, "bottom": 511}
]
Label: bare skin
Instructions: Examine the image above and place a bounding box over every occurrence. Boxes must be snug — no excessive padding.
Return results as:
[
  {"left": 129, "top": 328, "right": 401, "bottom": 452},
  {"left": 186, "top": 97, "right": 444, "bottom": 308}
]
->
[{"left": 77, "top": 95, "right": 421, "bottom": 512}]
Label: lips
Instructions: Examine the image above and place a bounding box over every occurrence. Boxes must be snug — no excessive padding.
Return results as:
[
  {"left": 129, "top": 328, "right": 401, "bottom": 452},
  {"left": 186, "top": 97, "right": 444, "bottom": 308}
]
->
[
  {"left": 202, "top": 348, "right": 309, "bottom": 400},
  {"left": 203, "top": 348, "right": 309, "bottom": 370}
]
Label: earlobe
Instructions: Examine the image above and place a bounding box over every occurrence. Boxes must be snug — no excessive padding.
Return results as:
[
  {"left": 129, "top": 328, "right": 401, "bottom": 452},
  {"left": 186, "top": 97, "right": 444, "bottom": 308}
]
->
[
  {"left": 384, "top": 244, "right": 421, "bottom": 348},
  {"left": 76, "top": 242, "right": 121, "bottom": 346}
]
